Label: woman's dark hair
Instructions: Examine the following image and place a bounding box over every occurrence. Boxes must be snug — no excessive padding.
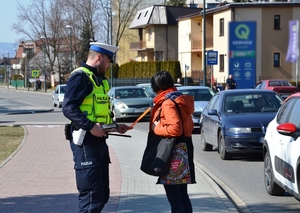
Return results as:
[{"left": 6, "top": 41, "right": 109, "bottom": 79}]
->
[{"left": 151, "top": 71, "right": 174, "bottom": 93}]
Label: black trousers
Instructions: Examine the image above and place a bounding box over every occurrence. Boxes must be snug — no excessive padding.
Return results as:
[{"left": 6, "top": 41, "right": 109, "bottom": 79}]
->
[
  {"left": 164, "top": 184, "right": 192, "bottom": 213},
  {"left": 75, "top": 164, "right": 110, "bottom": 213}
]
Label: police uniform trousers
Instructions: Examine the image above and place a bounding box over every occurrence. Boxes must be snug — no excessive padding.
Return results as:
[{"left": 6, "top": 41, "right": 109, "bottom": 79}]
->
[{"left": 71, "top": 137, "right": 110, "bottom": 213}]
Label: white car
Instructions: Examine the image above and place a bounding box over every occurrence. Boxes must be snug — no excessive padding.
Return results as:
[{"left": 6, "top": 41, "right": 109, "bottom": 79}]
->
[
  {"left": 52, "top": 84, "right": 66, "bottom": 108},
  {"left": 263, "top": 92, "right": 300, "bottom": 199}
]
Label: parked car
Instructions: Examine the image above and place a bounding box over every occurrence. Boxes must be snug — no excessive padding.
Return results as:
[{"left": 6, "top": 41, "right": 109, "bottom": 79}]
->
[
  {"left": 136, "top": 83, "right": 156, "bottom": 98},
  {"left": 263, "top": 92, "right": 300, "bottom": 199},
  {"left": 108, "top": 86, "right": 153, "bottom": 121},
  {"left": 253, "top": 79, "right": 298, "bottom": 99},
  {"left": 200, "top": 89, "right": 283, "bottom": 160},
  {"left": 52, "top": 84, "right": 66, "bottom": 108},
  {"left": 136, "top": 83, "right": 182, "bottom": 98},
  {"left": 177, "top": 86, "right": 215, "bottom": 130}
]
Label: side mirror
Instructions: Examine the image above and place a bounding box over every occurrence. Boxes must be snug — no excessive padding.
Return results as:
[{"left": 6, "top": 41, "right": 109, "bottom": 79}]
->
[
  {"left": 208, "top": 109, "right": 218, "bottom": 116},
  {"left": 277, "top": 123, "right": 299, "bottom": 138}
]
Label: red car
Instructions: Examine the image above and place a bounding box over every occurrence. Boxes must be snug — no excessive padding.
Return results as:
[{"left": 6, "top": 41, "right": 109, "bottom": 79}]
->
[{"left": 254, "top": 79, "right": 298, "bottom": 99}]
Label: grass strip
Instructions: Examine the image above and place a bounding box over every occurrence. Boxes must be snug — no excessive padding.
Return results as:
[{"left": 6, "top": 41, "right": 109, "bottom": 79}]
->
[{"left": 0, "top": 126, "right": 24, "bottom": 164}]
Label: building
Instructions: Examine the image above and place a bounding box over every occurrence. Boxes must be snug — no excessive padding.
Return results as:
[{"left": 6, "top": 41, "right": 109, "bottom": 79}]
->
[
  {"left": 129, "top": 5, "right": 203, "bottom": 62},
  {"left": 178, "top": 2, "right": 300, "bottom": 87}
]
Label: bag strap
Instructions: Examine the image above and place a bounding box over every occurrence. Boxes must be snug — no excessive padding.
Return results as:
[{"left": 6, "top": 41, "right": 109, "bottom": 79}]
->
[{"left": 156, "top": 98, "right": 184, "bottom": 135}]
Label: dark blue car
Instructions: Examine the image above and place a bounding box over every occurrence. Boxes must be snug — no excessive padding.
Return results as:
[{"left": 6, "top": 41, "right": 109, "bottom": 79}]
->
[{"left": 200, "top": 89, "right": 283, "bottom": 160}]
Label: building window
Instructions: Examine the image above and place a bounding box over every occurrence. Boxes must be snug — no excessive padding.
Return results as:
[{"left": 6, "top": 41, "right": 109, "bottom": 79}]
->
[
  {"left": 220, "top": 54, "right": 224, "bottom": 72},
  {"left": 219, "top": 18, "right": 224, "bottom": 36},
  {"left": 274, "top": 53, "right": 280, "bottom": 67},
  {"left": 274, "top": 15, "right": 280, "bottom": 30},
  {"left": 155, "top": 51, "right": 163, "bottom": 61}
]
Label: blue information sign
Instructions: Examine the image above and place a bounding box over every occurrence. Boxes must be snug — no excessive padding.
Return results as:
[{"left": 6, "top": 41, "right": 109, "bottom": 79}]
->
[
  {"left": 229, "top": 21, "right": 256, "bottom": 89},
  {"left": 207, "top": 51, "right": 218, "bottom": 65}
]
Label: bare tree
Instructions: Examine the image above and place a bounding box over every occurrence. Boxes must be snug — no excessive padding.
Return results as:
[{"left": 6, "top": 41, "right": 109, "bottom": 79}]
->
[{"left": 12, "top": 0, "right": 69, "bottom": 84}]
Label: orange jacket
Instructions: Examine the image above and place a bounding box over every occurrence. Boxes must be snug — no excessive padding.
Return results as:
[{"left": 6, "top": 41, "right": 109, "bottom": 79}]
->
[{"left": 150, "top": 88, "right": 194, "bottom": 137}]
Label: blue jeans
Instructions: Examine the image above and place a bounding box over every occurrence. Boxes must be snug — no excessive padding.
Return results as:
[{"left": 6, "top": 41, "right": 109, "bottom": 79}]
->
[{"left": 164, "top": 184, "right": 192, "bottom": 213}]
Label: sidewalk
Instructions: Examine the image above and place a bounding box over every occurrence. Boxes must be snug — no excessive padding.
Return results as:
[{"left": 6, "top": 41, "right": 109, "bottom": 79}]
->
[{"left": 0, "top": 125, "right": 239, "bottom": 213}]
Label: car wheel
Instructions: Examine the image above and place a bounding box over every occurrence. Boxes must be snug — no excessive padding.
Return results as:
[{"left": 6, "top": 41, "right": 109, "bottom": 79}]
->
[
  {"left": 264, "top": 150, "right": 285, "bottom": 195},
  {"left": 201, "top": 128, "right": 213, "bottom": 151},
  {"left": 53, "top": 101, "right": 57, "bottom": 107},
  {"left": 218, "top": 132, "right": 231, "bottom": 160}
]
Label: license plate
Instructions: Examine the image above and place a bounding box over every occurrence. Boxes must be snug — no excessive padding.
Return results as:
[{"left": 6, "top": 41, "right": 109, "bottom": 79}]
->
[{"left": 134, "top": 108, "right": 145, "bottom": 113}]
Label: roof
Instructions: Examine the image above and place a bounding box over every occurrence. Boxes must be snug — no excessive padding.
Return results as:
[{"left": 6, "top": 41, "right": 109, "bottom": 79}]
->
[
  {"left": 220, "top": 89, "right": 278, "bottom": 95},
  {"left": 203, "top": 2, "right": 300, "bottom": 15},
  {"left": 129, "top": 5, "right": 202, "bottom": 29}
]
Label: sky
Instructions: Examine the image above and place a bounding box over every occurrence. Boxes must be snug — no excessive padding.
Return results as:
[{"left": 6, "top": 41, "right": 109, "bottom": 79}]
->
[
  {"left": 0, "top": 0, "right": 31, "bottom": 57},
  {"left": 0, "top": 0, "right": 32, "bottom": 43},
  {"left": 0, "top": 0, "right": 210, "bottom": 58}
]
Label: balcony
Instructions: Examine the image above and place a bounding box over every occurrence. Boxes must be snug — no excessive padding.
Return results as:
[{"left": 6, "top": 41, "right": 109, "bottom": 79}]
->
[
  {"left": 130, "top": 41, "right": 147, "bottom": 50},
  {"left": 191, "top": 36, "right": 214, "bottom": 51}
]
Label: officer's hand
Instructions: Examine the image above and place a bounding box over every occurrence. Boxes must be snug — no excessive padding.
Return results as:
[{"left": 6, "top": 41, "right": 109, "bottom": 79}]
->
[
  {"left": 117, "top": 124, "right": 133, "bottom": 134},
  {"left": 90, "top": 123, "right": 107, "bottom": 137}
]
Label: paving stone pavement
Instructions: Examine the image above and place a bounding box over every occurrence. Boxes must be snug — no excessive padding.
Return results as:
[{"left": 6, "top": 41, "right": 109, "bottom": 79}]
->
[{"left": 0, "top": 125, "right": 239, "bottom": 213}]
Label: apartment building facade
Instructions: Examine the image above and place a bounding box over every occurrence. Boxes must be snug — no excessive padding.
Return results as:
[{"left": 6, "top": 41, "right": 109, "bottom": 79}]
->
[{"left": 178, "top": 2, "right": 300, "bottom": 86}]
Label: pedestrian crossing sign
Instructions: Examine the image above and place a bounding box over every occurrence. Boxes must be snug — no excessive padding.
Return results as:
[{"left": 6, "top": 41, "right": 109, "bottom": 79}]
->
[{"left": 32, "top": 70, "right": 40, "bottom": 77}]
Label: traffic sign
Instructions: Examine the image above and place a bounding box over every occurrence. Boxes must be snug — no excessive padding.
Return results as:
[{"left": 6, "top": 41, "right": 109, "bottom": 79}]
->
[
  {"left": 207, "top": 51, "right": 218, "bottom": 65},
  {"left": 32, "top": 70, "right": 40, "bottom": 77}
]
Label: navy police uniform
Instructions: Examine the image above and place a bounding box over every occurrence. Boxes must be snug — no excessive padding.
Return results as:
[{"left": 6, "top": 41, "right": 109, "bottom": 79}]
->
[{"left": 62, "top": 42, "right": 118, "bottom": 213}]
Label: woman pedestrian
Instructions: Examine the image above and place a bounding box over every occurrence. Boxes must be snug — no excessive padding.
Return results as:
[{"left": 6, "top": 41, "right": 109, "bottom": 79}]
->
[{"left": 150, "top": 71, "right": 196, "bottom": 213}]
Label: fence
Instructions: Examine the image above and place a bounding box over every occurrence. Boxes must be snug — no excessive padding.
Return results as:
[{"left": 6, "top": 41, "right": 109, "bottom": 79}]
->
[{"left": 110, "top": 78, "right": 151, "bottom": 87}]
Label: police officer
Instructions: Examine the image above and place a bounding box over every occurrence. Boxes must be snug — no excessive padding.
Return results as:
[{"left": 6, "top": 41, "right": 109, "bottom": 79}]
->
[{"left": 62, "top": 42, "right": 132, "bottom": 212}]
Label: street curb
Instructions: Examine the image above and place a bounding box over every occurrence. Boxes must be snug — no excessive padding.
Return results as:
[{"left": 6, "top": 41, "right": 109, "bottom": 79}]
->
[{"left": 196, "top": 162, "right": 250, "bottom": 213}]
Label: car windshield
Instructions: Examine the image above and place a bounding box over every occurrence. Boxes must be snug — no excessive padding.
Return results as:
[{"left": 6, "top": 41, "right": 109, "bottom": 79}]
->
[
  {"left": 60, "top": 86, "right": 66, "bottom": 93},
  {"left": 224, "top": 93, "right": 283, "bottom": 113},
  {"left": 179, "top": 89, "right": 214, "bottom": 101},
  {"left": 115, "top": 89, "right": 149, "bottom": 99}
]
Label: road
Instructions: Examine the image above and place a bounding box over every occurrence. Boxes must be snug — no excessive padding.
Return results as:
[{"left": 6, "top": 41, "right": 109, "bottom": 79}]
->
[{"left": 1, "top": 87, "right": 300, "bottom": 212}]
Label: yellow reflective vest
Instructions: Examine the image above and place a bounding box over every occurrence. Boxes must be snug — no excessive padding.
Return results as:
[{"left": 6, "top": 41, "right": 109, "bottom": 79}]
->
[{"left": 72, "top": 67, "right": 113, "bottom": 124}]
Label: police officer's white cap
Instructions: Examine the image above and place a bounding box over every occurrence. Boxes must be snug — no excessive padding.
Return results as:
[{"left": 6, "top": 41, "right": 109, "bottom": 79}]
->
[{"left": 89, "top": 42, "right": 118, "bottom": 63}]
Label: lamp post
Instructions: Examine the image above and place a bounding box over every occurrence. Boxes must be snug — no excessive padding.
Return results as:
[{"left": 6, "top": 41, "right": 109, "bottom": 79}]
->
[
  {"left": 106, "top": 5, "right": 113, "bottom": 87},
  {"left": 6, "top": 51, "right": 9, "bottom": 88},
  {"left": 203, "top": 0, "right": 207, "bottom": 86},
  {"left": 66, "top": 25, "right": 73, "bottom": 73},
  {"left": 41, "top": 36, "right": 47, "bottom": 93}
]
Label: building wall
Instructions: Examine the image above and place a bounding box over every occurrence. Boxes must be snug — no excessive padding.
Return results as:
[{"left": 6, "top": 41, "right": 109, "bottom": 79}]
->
[
  {"left": 154, "top": 25, "right": 178, "bottom": 61},
  {"left": 191, "top": 17, "right": 203, "bottom": 74},
  {"left": 213, "top": 10, "right": 231, "bottom": 84},
  {"left": 118, "top": 30, "right": 139, "bottom": 65},
  {"left": 260, "top": 7, "right": 291, "bottom": 81},
  {"left": 178, "top": 19, "right": 192, "bottom": 76}
]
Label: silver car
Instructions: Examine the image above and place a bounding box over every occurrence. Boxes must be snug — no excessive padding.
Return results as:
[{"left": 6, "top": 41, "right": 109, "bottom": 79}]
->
[
  {"left": 108, "top": 86, "right": 153, "bottom": 121},
  {"left": 52, "top": 84, "right": 66, "bottom": 108},
  {"left": 177, "top": 86, "right": 215, "bottom": 129},
  {"left": 136, "top": 83, "right": 182, "bottom": 98}
]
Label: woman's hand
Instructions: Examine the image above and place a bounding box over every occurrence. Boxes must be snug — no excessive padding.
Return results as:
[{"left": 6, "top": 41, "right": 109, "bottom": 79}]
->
[{"left": 117, "top": 124, "right": 133, "bottom": 134}]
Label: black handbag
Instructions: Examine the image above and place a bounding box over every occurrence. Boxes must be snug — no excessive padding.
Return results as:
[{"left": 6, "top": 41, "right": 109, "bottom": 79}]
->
[{"left": 140, "top": 99, "right": 182, "bottom": 176}]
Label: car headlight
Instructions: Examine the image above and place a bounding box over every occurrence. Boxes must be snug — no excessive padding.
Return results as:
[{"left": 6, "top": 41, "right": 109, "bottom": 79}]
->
[
  {"left": 228, "top": 127, "right": 251, "bottom": 134},
  {"left": 116, "top": 102, "right": 127, "bottom": 109}
]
